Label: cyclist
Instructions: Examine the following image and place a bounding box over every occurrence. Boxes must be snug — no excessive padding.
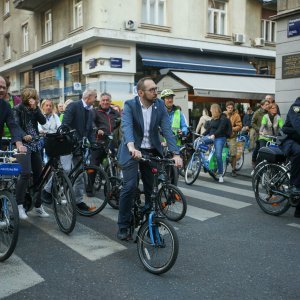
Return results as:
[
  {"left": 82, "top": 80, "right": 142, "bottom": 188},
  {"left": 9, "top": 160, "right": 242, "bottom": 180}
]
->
[
  {"left": 117, "top": 77, "right": 182, "bottom": 241},
  {"left": 224, "top": 101, "right": 242, "bottom": 177},
  {"left": 88, "top": 92, "right": 121, "bottom": 196},
  {"left": 280, "top": 97, "right": 300, "bottom": 218},
  {"left": 13, "top": 88, "right": 48, "bottom": 219},
  {"left": 160, "top": 89, "right": 188, "bottom": 145},
  {"left": 203, "top": 103, "right": 228, "bottom": 183}
]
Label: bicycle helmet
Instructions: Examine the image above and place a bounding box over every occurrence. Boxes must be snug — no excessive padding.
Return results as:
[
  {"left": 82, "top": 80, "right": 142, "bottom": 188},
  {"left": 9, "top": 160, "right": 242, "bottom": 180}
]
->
[{"left": 161, "top": 89, "right": 175, "bottom": 99}]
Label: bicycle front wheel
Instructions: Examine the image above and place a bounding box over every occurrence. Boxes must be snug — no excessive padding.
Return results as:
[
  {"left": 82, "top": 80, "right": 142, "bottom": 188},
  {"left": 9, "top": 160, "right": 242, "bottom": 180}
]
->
[
  {"left": 158, "top": 184, "right": 187, "bottom": 221},
  {"left": 235, "top": 151, "right": 244, "bottom": 171},
  {"left": 184, "top": 154, "right": 201, "bottom": 185},
  {"left": 52, "top": 171, "right": 76, "bottom": 234},
  {"left": 0, "top": 191, "right": 19, "bottom": 262},
  {"left": 73, "top": 166, "right": 110, "bottom": 216},
  {"left": 253, "top": 163, "right": 290, "bottom": 216},
  {"left": 137, "top": 218, "right": 179, "bottom": 275}
]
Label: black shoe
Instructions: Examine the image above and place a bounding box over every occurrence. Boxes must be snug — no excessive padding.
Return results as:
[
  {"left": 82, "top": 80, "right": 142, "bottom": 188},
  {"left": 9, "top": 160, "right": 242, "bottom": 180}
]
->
[
  {"left": 86, "top": 191, "right": 95, "bottom": 197},
  {"left": 76, "top": 202, "right": 91, "bottom": 211},
  {"left": 117, "top": 228, "right": 130, "bottom": 241},
  {"left": 231, "top": 170, "right": 237, "bottom": 177},
  {"left": 41, "top": 190, "right": 52, "bottom": 204},
  {"left": 294, "top": 210, "right": 300, "bottom": 218}
]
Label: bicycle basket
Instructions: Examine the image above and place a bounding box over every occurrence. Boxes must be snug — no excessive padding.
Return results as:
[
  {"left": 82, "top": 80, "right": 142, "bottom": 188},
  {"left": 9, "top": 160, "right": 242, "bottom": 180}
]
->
[
  {"left": 193, "top": 137, "right": 209, "bottom": 152},
  {"left": 257, "top": 146, "right": 285, "bottom": 164},
  {"left": 44, "top": 130, "right": 75, "bottom": 157}
]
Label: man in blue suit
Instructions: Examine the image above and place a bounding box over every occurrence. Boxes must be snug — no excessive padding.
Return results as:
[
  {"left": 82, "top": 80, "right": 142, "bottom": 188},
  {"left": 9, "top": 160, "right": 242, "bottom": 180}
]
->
[{"left": 117, "top": 77, "right": 182, "bottom": 240}]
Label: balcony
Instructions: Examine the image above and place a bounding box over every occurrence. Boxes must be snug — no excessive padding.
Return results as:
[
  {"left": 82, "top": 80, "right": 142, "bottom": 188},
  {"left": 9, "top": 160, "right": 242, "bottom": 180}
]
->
[{"left": 13, "top": 0, "right": 55, "bottom": 11}]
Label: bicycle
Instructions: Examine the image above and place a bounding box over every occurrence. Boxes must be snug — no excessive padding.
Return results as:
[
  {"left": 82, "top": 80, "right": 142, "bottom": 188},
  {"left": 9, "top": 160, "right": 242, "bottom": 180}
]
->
[
  {"left": 0, "top": 150, "right": 21, "bottom": 262},
  {"left": 184, "top": 134, "right": 229, "bottom": 185},
  {"left": 23, "top": 128, "right": 77, "bottom": 234},
  {"left": 252, "top": 145, "right": 299, "bottom": 216},
  {"left": 235, "top": 132, "right": 250, "bottom": 171},
  {"left": 68, "top": 137, "right": 110, "bottom": 216},
  {"left": 130, "top": 155, "right": 181, "bottom": 274}
]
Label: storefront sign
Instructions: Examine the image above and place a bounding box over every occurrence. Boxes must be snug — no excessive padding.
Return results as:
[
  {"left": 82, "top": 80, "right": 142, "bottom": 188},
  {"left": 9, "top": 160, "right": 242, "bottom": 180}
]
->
[
  {"left": 110, "top": 58, "right": 122, "bottom": 68},
  {"left": 282, "top": 53, "right": 300, "bottom": 79},
  {"left": 288, "top": 17, "right": 300, "bottom": 37}
]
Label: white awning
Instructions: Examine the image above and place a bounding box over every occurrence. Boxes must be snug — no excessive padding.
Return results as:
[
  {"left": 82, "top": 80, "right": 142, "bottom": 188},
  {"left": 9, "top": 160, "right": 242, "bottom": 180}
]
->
[{"left": 172, "top": 71, "right": 275, "bottom": 100}]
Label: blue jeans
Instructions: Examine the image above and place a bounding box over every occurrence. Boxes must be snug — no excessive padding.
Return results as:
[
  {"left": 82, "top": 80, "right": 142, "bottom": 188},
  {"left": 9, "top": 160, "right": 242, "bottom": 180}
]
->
[{"left": 203, "top": 136, "right": 226, "bottom": 175}]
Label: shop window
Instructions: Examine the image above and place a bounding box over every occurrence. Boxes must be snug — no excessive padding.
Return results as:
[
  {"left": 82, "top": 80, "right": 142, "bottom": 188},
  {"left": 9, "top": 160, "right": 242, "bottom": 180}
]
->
[
  {"left": 64, "top": 62, "right": 85, "bottom": 100},
  {"left": 4, "top": 33, "right": 11, "bottom": 61},
  {"left": 44, "top": 10, "right": 52, "bottom": 43},
  {"left": 20, "top": 70, "right": 34, "bottom": 89},
  {"left": 39, "top": 69, "right": 59, "bottom": 91},
  {"left": 207, "top": 0, "right": 227, "bottom": 35},
  {"left": 142, "top": 0, "right": 166, "bottom": 26},
  {"left": 73, "top": 0, "right": 83, "bottom": 29},
  {"left": 22, "top": 23, "right": 29, "bottom": 52},
  {"left": 261, "top": 19, "right": 276, "bottom": 43}
]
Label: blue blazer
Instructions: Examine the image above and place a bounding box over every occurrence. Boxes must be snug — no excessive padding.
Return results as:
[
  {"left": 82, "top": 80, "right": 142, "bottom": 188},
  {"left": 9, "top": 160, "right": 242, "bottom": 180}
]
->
[
  {"left": 118, "top": 96, "right": 179, "bottom": 166},
  {"left": 62, "top": 100, "right": 94, "bottom": 142}
]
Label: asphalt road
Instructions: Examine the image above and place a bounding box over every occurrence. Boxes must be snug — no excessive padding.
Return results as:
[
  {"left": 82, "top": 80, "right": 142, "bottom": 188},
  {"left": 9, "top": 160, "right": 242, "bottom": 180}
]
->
[{"left": 1, "top": 169, "right": 300, "bottom": 300}]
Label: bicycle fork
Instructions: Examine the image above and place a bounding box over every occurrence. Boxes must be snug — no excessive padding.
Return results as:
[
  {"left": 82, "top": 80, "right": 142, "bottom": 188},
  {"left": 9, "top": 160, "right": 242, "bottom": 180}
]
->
[{"left": 148, "top": 212, "right": 163, "bottom": 247}]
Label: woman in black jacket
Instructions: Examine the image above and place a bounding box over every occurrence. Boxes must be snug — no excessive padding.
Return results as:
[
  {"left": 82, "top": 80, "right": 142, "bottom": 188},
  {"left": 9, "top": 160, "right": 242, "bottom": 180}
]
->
[
  {"left": 203, "top": 103, "right": 228, "bottom": 183},
  {"left": 14, "top": 88, "right": 48, "bottom": 219}
]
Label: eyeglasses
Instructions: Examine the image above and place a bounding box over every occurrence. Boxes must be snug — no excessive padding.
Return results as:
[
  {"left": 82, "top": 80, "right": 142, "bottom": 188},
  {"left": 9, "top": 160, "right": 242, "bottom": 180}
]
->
[{"left": 144, "top": 87, "right": 158, "bottom": 93}]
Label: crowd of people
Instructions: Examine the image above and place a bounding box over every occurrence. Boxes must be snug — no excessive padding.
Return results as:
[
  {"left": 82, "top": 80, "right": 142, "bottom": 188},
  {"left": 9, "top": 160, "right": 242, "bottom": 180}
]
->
[{"left": 1, "top": 74, "right": 300, "bottom": 238}]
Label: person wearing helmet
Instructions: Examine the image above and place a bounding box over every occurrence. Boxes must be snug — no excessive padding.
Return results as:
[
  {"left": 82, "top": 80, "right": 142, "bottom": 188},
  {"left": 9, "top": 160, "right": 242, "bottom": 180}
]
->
[{"left": 161, "top": 89, "right": 188, "bottom": 145}]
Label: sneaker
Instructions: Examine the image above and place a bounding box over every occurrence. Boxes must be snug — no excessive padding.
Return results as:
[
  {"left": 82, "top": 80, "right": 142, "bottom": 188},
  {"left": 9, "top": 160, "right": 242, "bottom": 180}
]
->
[
  {"left": 18, "top": 205, "right": 28, "bottom": 220},
  {"left": 34, "top": 205, "right": 49, "bottom": 218},
  {"left": 76, "top": 202, "right": 91, "bottom": 211},
  {"left": 218, "top": 176, "right": 224, "bottom": 183},
  {"left": 41, "top": 190, "right": 52, "bottom": 204}
]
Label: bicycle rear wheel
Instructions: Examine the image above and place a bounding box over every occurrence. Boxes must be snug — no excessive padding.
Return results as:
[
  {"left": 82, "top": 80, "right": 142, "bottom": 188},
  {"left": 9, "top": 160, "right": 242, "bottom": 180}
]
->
[
  {"left": 235, "top": 151, "right": 245, "bottom": 171},
  {"left": 184, "top": 154, "right": 201, "bottom": 185},
  {"left": 0, "top": 191, "right": 19, "bottom": 262},
  {"left": 253, "top": 163, "right": 290, "bottom": 216},
  {"left": 73, "top": 165, "right": 110, "bottom": 216},
  {"left": 137, "top": 218, "right": 179, "bottom": 275},
  {"left": 158, "top": 184, "right": 187, "bottom": 221},
  {"left": 106, "top": 176, "right": 121, "bottom": 209},
  {"left": 52, "top": 171, "right": 76, "bottom": 234}
]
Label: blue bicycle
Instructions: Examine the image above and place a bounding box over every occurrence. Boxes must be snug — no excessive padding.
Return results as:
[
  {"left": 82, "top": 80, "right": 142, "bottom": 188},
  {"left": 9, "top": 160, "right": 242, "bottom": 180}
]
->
[{"left": 184, "top": 134, "right": 229, "bottom": 185}]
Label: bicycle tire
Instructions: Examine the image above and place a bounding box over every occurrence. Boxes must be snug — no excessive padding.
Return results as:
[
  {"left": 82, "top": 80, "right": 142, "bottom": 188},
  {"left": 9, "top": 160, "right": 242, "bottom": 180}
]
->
[
  {"left": 0, "top": 190, "right": 19, "bottom": 262},
  {"left": 166, "top": 165, "right": 179, "bottom": 186},
  {"left": 52, "top": 171, "right": 76, "bottom": 234},
  {"left": 235, "top": 151, "right": 245, "bottom": 171},
  {"left": 72, "top": 165, "right": 109, "bottom": 216},
  {"left": 253, "top": 163, "right": 290, "bottom": 216},
  {"left": 184, "top": 154, "right": 201, "bottom": 185},
  {"left": 158, "top": 184, "right": 187, "bottom": 221},
  {"left": 106, "top": 176, "right": 121, "bottom": 209},
  {"left": 178, "top": 145, "right": 193, "bottom": 177},
  {"left": 137, "top": 217, "right": 179, "bottom": 275}
]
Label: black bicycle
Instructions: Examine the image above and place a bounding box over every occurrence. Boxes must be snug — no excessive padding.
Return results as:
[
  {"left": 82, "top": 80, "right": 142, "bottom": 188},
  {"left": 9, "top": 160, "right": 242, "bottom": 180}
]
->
[
  {"left": 131, "top": 155, "right": 181, "bottom": 274},
  {"left": 68, "top": 137, "right": 110, "bottom": 216},
  {"left": 23, "top": 128, "right": 77, "bottom": 234},
  {"left": 0, "top": 150, "right": 21, "bottom": 262}
]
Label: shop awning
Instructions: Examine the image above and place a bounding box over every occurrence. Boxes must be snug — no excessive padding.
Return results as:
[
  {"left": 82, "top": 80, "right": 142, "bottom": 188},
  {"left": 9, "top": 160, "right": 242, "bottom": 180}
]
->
[
  {"left": 138, "top": 49, "right": 256, "bottom": 75},
  {"left": 171, "top": 71, "right": 275, "bottom": 100}
]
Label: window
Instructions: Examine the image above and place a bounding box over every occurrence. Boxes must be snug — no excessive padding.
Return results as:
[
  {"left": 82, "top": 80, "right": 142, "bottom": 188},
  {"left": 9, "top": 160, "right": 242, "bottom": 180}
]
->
[
  {"left": 73, "top": 0, "right": 83, "bottom": 29},
  {"left": 207, "top": 0, "right": 227, "bottom": 35},
  {"left": 20, "top": 70, "right": 34, "bottom": 89},
  {"left": 22, "top": 23, "right": 29, "bottom": 52},
  {"left": 4, "top": 0, "right": 10, "bottom": 16},
  {"left": 142, "top": 0, "right": 166, "bottom": 26},
  {"left": 44, "top": 10, "right": 52, "bottom": 43},
  {"left": 261, "top": 19, "right": 276, "bottom": 43},
  {"left": 4, "top": 34, "right": 11, "bottom": 60}
]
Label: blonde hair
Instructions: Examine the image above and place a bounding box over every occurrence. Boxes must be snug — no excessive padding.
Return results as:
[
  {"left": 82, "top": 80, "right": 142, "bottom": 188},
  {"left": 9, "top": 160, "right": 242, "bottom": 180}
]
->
[
  {"left": 41, "top": 99, "right": 54, "bottom": 113},
  {"left": 21, "top": 88, "right": 39, "bottom": 106},
  {"left": 210, "top": 104, "right": 222, "bottom": 119}
]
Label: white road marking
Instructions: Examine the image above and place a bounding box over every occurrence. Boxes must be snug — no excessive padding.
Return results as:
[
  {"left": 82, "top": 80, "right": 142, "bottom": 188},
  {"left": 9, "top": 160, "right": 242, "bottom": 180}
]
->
[{"left": 287, "top": 223, "right": 300, "bottom": 229}]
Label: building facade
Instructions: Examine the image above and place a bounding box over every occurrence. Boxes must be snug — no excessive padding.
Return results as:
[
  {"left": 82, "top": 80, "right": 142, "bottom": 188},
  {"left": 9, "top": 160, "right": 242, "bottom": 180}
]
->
[
  {"left": 273, "top": 0, "right": 300, "bottom": 116},
  {"left": 0, "top": 0, "right": 277, "bottom": 122}
]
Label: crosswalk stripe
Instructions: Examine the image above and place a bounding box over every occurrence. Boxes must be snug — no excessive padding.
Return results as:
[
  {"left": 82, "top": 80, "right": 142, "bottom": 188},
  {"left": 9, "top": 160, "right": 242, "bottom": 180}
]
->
[
  {"left": 26, "top": 215, "right": 126, "bottom": 261},
  {"left": 179, "top": 186, "right": 251, "bottom": 209},
  {"left": 0, "top": 255, "right": 44, "bottom": 299},
  {"left": 287, "top": 223, "right": 300, "bottom": 229},
  {"left": 101, "top": 206, "right": 119, "bottom": 222},
  {"left": 185, "top": 206, "right": 220, "bottom": 221}
]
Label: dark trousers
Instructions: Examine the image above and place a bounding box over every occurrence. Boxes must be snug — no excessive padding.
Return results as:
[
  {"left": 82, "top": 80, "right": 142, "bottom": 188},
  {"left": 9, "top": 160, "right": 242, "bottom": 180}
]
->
[
  {"left": 16, "top": 150, "right": 43, "bottom": 207},
  {"left": 118, "top": 149, "right": 159, "bottom": 229},
  {"left": 88, "top": 148, "right": 107, "bottom": 191},
  {"left": 252, "top": 139, "right": 267, "bottom": 163}
]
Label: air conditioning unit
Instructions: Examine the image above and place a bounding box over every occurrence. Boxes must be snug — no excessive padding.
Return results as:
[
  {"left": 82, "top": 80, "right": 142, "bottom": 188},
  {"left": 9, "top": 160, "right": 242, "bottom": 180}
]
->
[
  {"left": 254, "top": 38, "right": 265, "bottom": 47},
  {"left": 233, "top": 33, "right": 245, "bottom": 44},
  {"left": 124, "top": 20, "right": 137, "bottom": 31}
]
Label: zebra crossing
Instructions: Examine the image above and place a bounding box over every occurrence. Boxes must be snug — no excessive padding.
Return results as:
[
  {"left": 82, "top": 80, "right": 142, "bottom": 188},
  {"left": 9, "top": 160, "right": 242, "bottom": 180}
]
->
[{"left": 1, "top": 173, "right": 299, "bottom": 299}]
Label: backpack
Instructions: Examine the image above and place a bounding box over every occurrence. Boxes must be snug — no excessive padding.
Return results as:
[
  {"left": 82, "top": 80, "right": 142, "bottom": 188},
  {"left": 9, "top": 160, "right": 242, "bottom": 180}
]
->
[{"left": 225, "top": 117, "right": 232, "bottom": 138}]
